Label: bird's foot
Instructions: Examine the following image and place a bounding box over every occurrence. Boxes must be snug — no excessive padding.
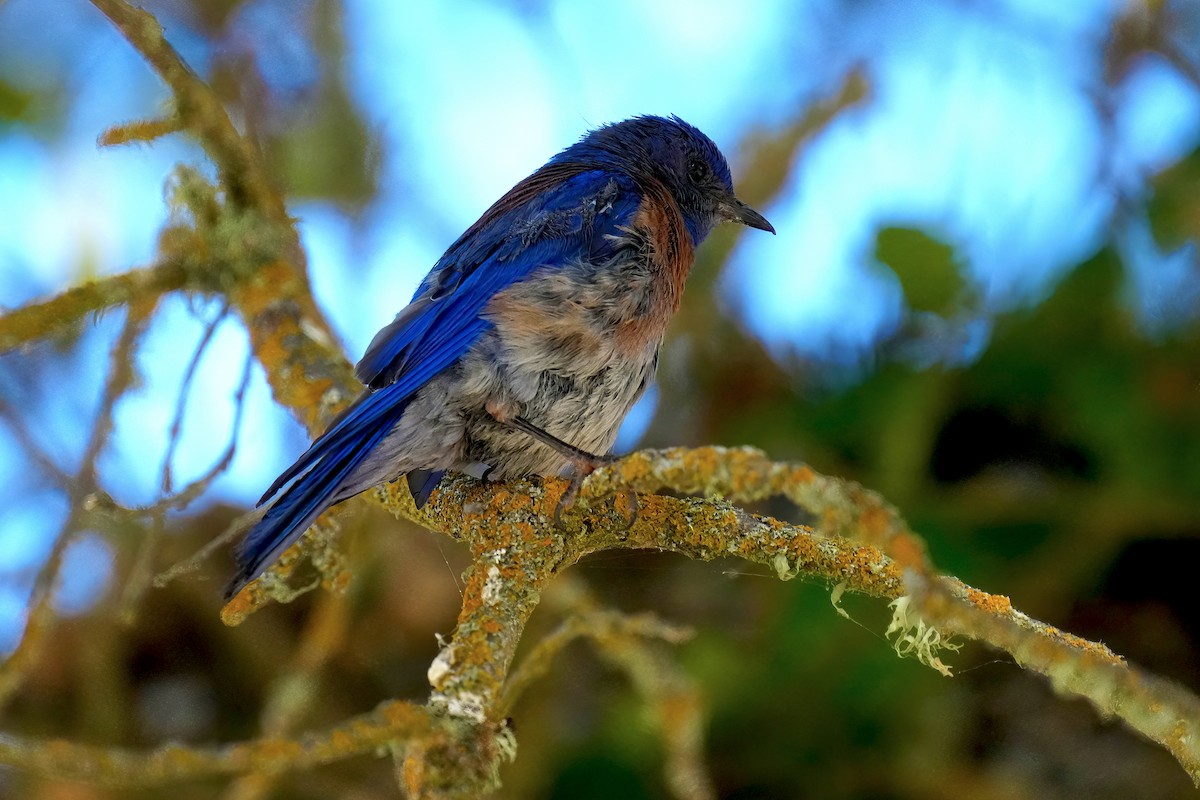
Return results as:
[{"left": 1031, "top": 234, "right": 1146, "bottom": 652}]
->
[{"left": 553, "top": 453, "right": 639, "bottom": 532}]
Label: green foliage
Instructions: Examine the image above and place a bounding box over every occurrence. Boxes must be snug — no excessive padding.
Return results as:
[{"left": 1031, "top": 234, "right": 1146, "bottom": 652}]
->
[
  {"left": 1150, "top": 145, "right": 1200, "bottom": 250},
  {"left": 874, "top": 226, "right": 966, "bottom": 314},
  {"left": 0, "top": 80, "right": 33, "bottom": 124}
]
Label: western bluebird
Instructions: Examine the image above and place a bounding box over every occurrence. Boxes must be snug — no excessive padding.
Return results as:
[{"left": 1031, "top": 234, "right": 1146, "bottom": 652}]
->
[{"left": 228, "top": 115, "right": 774, "bottom": 597}]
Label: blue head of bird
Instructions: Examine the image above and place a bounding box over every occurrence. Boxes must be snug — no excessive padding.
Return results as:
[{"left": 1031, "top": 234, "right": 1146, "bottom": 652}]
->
[{"left": 552, "top": 115, "right": 775, "bottom": 245}]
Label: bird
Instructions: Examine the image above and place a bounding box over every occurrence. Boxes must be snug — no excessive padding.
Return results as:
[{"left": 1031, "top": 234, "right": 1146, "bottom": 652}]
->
[{"left": 227, "top": 115, "right": 774, "bottom": 598}]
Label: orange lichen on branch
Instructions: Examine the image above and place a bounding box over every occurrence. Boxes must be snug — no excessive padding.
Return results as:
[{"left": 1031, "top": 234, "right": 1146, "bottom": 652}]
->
[
  {"left": 98, "top": 115, "right": 184, "bottom": 147},
  {"left": 884, "top": 531, "right": 930, "bottom": 572},
  {"left": 229, "top": 260, "right": 357, "bottom": 436},
  {"left": 220, "top": 583, "right": 263, "bottom": 627},
  {"left": 964, "top": 586, "right": 1013, "bottom": 615},
  {"left": 403, "top": 449, "right": 1200, "bottom": 784}
]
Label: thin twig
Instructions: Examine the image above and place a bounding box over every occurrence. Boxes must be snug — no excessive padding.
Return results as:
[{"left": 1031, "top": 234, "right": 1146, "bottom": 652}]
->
[
  {"left": 0, "top": 394, "right": 72, "bottom": 487},
  {"left": 157, "top": 347, "right": 254, "bottom": 512},
  {"left": 160, "top": 302, "right": 232, "bottom": 496},
  {"left": 121, "top": 337, "right": 253, "bottom": 622},
  {"left": 151, "top": 508, "right": 259, "bottom": 589}
]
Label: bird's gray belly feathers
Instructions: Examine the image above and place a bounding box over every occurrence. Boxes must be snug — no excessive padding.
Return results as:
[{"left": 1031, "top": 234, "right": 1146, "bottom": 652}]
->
[{"left": 347, "top": 253, "right": 663, "bottom": 490}]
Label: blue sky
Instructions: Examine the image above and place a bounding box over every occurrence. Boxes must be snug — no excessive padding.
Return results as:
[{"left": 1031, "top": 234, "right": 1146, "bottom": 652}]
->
[{"left": 0, "top": 0, "right": 1198, "bottom": 644}]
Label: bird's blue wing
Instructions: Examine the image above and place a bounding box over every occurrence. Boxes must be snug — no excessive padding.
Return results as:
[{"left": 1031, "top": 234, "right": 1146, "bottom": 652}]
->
[
  {"left": 227, "top": 167, "right": 639, "bottom": 596},
  {"left": 355, "top": 164, "right": 630, "bottom": 389}
]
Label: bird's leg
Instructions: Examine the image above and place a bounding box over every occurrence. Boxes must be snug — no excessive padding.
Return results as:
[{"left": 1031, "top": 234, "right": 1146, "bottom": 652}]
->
[
  {"left": 507, "top": 416, "right": 621, "bottom": 473},
  {"left": 484, "top": 401, "right": 636, "bottom": 527},
  {"left": 508, "top": 415, "right": 636, "bottom": 528}
]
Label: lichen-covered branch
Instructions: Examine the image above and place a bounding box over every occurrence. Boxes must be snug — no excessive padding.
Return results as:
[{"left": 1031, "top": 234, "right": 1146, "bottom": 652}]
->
[
  {"left": 0, "top": 260, "right": 187, "bottom": 354},
  {"left": 88, "top": 0, "right": 352, "bottom": 436},
  {"left": 89, "top": 0, "right": 284, "bottom": 217},
  {"left": 227, "top": 259, "right": 357, "bottom": 436},
  {"left": 0, "top": 698, "right": 438, "bottom": 787},
  {"left": 933, "top": 577, "right": 1200, "bottom": 781},
  {"left": 369, "top": 449, "right": 1200, "bottom": 786}
]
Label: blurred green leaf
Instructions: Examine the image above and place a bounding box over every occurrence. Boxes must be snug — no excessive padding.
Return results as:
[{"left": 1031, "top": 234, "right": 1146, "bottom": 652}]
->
[
  {"left": 0, "top": 78, "right": 66, "bottom": 133},
  {"left": 874, "top": 226, "right": 965, "bottom": 314},
  {"left": 1148, "top": 145, "right": 1200, "bottom": 250},
  {"left": 0, "top": 80, "right": 32, "bottom": 124},
  {"left": 271, "top": 82, "right": 378, "bottom": 207}
]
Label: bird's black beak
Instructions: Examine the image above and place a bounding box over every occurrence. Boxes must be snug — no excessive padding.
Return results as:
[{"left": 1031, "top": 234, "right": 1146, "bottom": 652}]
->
[{"left": 723, "top": 197, "right": 775, "bottom": 234}]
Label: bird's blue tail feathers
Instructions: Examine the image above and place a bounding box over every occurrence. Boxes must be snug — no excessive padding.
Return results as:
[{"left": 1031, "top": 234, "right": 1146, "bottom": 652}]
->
[{"left": 224, "top": 392, "right": 406, "bottom": 599}]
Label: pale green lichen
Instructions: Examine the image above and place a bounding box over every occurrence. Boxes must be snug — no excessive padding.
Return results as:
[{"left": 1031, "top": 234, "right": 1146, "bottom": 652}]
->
[
  {"left": 885, "top": 596, "right": 961, "bottom": 677},
  {"left": 772, "top": 553, "right": 800, "bottom": 581},
  {"left": 830, "top": 581, "right": 851, "bottom": 621},
  {"left": 495, "top": 724, "right": 518, "bottom": 765},
  {"left": 481, "top": 566, "right": 504, "bottom": 605},
  {"left": 432, "top": 690, "right": 487, "bottom": 724}
]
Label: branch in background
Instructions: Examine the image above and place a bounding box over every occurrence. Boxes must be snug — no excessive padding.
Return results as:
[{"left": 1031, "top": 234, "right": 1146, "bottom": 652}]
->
[
  {"left": 87, "top": 0, "right": 352, "bottom": 437},
  {"left": 120, "top": 341, "right": 255, "bottom": 623},
  {"left": 0, "top": 260, "right": 186, "bottom": 354},
  {"left": 159, "top": 303, "right": 233, "bottom": 498},
  {"left": 0, "top": 698, "right": 438, "bottom": 787},
  {"left": 0, "top": 394, "right": 73, "bottom": 487},
  {"left": 89, "top": 0, "right": 283, "bottom": 217},
  {"left": 0, "top": 297, "right": 158, "bottom": 707},
  {"left": 500, "top": 577, "right": 713, "bottom": 800},
  {"left": 218, "top": 590, "right": 352, "bottom": 800}
]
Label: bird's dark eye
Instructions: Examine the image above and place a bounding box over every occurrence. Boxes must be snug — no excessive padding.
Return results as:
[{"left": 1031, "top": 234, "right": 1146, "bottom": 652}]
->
[{"left": 687, "top": 158, "right": 708, "bottom": 184}]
